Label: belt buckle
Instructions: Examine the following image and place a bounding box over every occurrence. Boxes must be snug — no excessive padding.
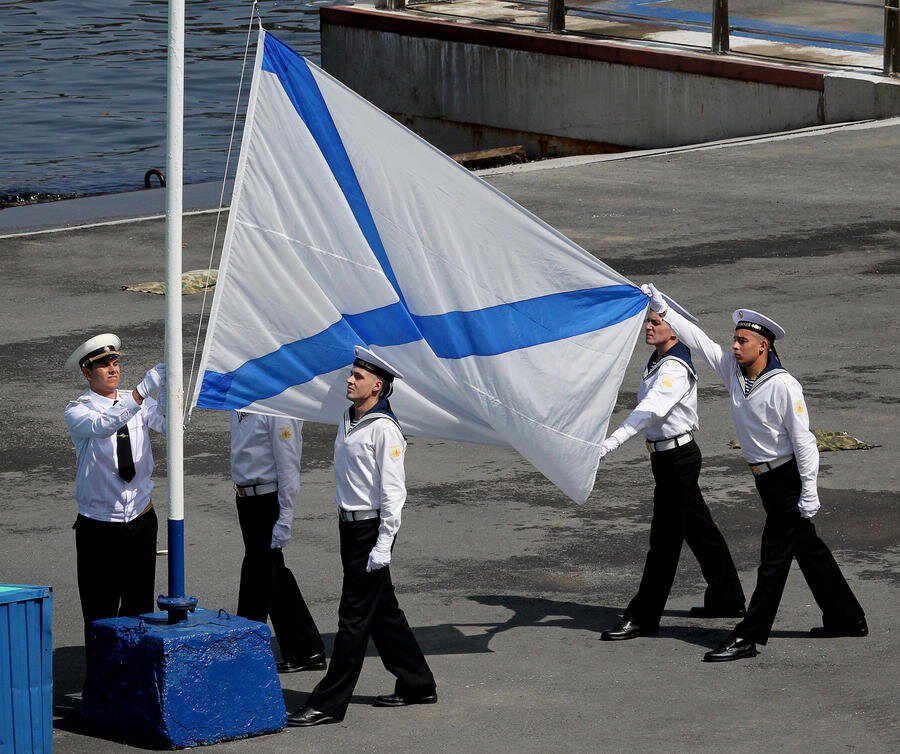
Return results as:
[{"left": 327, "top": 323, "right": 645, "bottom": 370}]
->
[
  {"left": 750, "top": 465, "right": 761, "bottom": 476},
  {"left": 235, "top": 485, "right": 247, "bottom": 497},
  {"left": 646, "top": 441, "right": 653, "bottom": 453}
]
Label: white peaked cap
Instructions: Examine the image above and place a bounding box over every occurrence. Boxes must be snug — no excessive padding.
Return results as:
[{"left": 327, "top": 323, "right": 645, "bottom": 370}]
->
[
  {"left": 353, "top": 345, "right": 404, "bottom": 380},
  {"left": 732, "top": 308, "right": 786, "bottom": 340},
  {"left": 65, "top": 333, "right": 121, "bottom": 371}
]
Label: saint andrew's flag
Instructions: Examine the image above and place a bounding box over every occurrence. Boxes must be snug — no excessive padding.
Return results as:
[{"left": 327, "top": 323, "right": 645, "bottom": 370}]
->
[{"left": 192, "top": 31, "right": 649, "bottom": 503}]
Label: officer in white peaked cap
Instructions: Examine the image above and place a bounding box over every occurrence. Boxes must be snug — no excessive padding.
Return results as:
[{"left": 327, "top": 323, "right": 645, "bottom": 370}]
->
[
  {"left": 642, "top": 285, "right": 866, "bottom": 663},
  {"left": 64, "top": 333, "right": 167, "bottom": 650},
  {"left": 289, "top": 346, "right": 436, "bottom": 727},
  {"left": 598, "top": 297, "right": 745, "bottom": 643}
]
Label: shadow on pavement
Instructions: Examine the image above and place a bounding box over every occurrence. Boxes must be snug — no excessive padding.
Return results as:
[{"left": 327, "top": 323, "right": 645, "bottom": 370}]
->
[{"left": 52, "top": 645, "right": 84, "bottom": 734}]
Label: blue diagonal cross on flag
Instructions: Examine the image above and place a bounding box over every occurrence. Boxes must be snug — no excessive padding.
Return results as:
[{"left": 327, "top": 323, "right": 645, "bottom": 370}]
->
[{"left": 193, "top": 31, "right": 648, "bottom": 503}]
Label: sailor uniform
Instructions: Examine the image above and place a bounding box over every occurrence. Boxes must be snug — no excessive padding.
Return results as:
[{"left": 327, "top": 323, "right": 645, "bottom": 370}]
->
[
  {"left": 663, "top": 308, "right": 865, "bottom": 643},
  {"left": 65, "top": 388, "right": 165, "bottom": 642},
  {"left": 305, "top": 398, "right": 435, "bottom": 720},
  {"left": 230, "top": 412, "right": 324, "bottom": 663},
  {"left": 607, "top": 343, "right": 744, "bottom": 628}
]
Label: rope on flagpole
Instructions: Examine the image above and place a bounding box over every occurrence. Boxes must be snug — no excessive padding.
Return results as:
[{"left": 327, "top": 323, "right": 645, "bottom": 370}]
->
[{"left": 184, "top": 0, "right": 261, "bottom": 423}]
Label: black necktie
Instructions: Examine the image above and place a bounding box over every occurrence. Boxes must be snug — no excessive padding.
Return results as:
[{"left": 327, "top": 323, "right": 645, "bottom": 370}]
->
[{"left": 114, "top": 401, "right": 136, "bottom": 482}]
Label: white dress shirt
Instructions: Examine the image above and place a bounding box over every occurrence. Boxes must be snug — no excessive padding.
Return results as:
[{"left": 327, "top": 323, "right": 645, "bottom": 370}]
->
[
  {"left": 230, "top": 412, "right": 303, "bottom": 547},
  {"left": 609, "top": 348, "right": 699, "bottom": 446},
  {"left": 663, "top": 308, "right": 820, "bottom": 517},
  {"left": 65, "top": 388, "right": 165, "bottom": 522},
  {"left": 334, "top": 408, "right": 406, "bottom": 550}
]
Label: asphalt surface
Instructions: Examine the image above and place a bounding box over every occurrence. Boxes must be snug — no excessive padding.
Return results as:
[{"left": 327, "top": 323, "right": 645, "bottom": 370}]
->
[{"left": 0, "top": 119, "right": 897, "bottom": 752}]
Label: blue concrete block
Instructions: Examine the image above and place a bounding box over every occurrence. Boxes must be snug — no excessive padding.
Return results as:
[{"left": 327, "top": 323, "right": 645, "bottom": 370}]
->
[{"left": 81, "top": 608, "right": 286, "bottom": 748}]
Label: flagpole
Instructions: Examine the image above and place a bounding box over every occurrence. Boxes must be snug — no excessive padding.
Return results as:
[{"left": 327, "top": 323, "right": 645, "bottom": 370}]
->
[{"left": 159, "top": 0, "right": 196, "bottom": 622}]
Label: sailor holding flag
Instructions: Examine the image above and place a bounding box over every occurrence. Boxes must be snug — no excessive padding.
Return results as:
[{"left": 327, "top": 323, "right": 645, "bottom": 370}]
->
[
  {"left": 598, "top": 304, "right": 745, "bottom": 642},
  {"left": 289, "top": 346, "right": 436, "bottom": 727},
  {"left": 642, "top": 284, "right": 867, "bottom": 662}
]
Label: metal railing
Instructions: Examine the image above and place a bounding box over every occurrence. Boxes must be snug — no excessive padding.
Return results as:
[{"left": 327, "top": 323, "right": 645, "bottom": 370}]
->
[{"left": 386, "top": 0, "right": 898, "bottom": 76}]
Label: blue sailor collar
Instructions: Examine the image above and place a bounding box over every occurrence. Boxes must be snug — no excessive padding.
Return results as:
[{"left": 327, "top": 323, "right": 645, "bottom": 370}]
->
[
  {"left": 345, "top": 397, "right": 403, "bottom": 434},
  {"left": 645, "top": 341, "right": 696, "bottom": 380},
  {"left": 739, "top": 350, "right": 788, "bottom": 396}
]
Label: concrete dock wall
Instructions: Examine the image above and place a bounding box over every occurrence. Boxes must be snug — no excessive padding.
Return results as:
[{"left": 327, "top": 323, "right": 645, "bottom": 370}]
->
[{"left": 320, "top": 6, "right": 900, "bottom": 157}]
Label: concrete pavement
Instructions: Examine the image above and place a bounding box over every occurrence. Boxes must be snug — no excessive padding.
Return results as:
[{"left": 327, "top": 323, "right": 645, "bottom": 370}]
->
[{"left": 0, "top": 119, "right": 897, "bottom": 751}]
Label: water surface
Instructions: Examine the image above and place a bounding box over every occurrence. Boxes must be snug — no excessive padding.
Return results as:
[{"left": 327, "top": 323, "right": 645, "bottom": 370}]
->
[{"left": 2, "top": 0, "right": 336, "bottom": 203}]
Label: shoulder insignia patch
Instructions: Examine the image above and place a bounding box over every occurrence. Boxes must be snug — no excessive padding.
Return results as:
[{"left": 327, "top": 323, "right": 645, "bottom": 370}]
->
[
  {"left": 661, "top": 377, "right": 674, "bottom": 389},
  {"left": 794, "top": 400, "right": 805, "bottom": 415},
  {"left": 279, "top": 427, "right": 292, "bottom": 440},
  {"left": 389, "top": 445, "right": 402, "bottom": 459}
]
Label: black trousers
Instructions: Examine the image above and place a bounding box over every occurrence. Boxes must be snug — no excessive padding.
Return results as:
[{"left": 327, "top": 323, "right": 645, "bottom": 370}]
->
[
  {"left": 624, "top": 441, "right": 745, "bottom": 629},
  {"left": 734, "top": 460, "right": 865, "bottom": 644},
  {"left": 306, "top": 518, "right": 436, "bottom": 719},
  {"left": 75, "top": 506, "right": 158, "bottom": 647},
  {"left": 235, "top": 493, "right": 324, "bottom": 661}
]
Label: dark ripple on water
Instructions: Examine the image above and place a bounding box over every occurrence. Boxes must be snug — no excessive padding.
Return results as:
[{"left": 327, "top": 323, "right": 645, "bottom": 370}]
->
[{"left": 1, "top": 0, "right": 340, "bottom": 206}]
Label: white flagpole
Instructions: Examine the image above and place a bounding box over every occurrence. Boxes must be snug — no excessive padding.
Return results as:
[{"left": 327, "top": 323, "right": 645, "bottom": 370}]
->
[{"left": 160, "top": 0, "right": 195, "bottom": 621}]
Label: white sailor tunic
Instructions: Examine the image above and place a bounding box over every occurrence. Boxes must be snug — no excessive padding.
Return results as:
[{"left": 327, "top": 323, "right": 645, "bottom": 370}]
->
[
  {"left": 662, "top": 308, "right": 820, "bottom": 518},
  {"left": 334, "top": 403, "right": 407, "bottom": 549},
  {"left": 608, "top": 342, "right": 699, "bottom": 445}
]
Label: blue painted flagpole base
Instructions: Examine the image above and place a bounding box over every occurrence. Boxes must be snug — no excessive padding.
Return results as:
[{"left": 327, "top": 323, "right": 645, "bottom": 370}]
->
[{"left": 81, "top": 608, "right": 286, "bottom": 748}]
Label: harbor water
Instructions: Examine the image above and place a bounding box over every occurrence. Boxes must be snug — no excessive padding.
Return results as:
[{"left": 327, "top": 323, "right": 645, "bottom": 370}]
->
[{"left": 2, "top": 0, "right": 338, "bottom": 205}]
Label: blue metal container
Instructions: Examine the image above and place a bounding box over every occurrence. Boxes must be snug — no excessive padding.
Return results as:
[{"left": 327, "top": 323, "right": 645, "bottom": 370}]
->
[{"left": 0, "top": 585, "right": 53, "bottom": 753}]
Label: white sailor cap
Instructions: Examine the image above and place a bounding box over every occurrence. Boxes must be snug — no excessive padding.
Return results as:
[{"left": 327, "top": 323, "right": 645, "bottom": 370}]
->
[
  {"left": 65, "top": 333, "right": 121, "bottom": 371},
  {"left": 661, "top": 293, "right": 699, "bottom": 324},
  {"left": 732, "top": 309, "right": 785, "bottom": 341},
  {"left": 353, "top": 345, "right": 404, "bottom": 381}
]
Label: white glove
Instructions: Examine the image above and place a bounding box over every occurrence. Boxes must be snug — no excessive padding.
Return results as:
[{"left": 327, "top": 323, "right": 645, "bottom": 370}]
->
[
  {"left": 799, "top": 495, "right": 820, "bottom": 519},
  {"left": 271, "top": 522, "right": 292, "bottom": 549},
  {"left": 136, "top": 363, "right": 166, "bottom": 399},
  {"left": 366, "top": 541, "right": 392, "bottom": 572},
  {"left": 640, "top": 283, "right": 667, "bottom": 314},
  {"left": 598, "top": 435, "right": 620, "bottom": 461}
]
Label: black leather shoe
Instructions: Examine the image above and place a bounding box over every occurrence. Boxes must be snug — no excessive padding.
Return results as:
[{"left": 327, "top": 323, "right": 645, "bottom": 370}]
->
[
  {"left": 689, "top": 606, "right": 746, "bottom": 619},
  {"left": 277, "top": 652, "right": 327, "bottom": 673},
  {"left": 286, "top": 706, "right": 340, "bottom": 727},
  {"left": 373, "top": 691, "right": 438, "bottom": 707},
  {"left": 703, "top": 636, "right": 758, "bottom": 662},
  {"left": 600, "top": 619, "right": 655, "bottom": 641},
  {"left": 810, "top": 618, "right": 868, "bottom": 638}
]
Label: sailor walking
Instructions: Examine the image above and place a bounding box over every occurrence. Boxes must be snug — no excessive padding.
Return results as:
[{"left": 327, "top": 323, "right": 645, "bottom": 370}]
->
[
  {"left": 599, "top": 307, "right": 745, "bottom": 641},
  {"left": 288, "top": 346, "right": 436, "bottom": 726},
  {"left": 643, "top": 285, "right": 867, "bottom": 661},
  {"left": 230, "top": 411, "right": 325, "bottom": 673}
]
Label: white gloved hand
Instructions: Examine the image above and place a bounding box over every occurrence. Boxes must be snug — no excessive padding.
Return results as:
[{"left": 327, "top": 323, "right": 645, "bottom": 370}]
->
[
  {"left": 799, "top": 495, "right": 820, "bottom": 519},
  {"left": 366, "top": 541, "right": 392, "bottom": 572},
  {"left": 271, "top": 522, "right": 292, "bottom": 549},
  {"left": 136, "top": 363, "right": 166, "bottom": 399},
  {"left": 598, "top": 435, "right": 620, "bottom": 461},
  {"left": 640, "top": 283, "right": 667, "bottom": 314}
]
